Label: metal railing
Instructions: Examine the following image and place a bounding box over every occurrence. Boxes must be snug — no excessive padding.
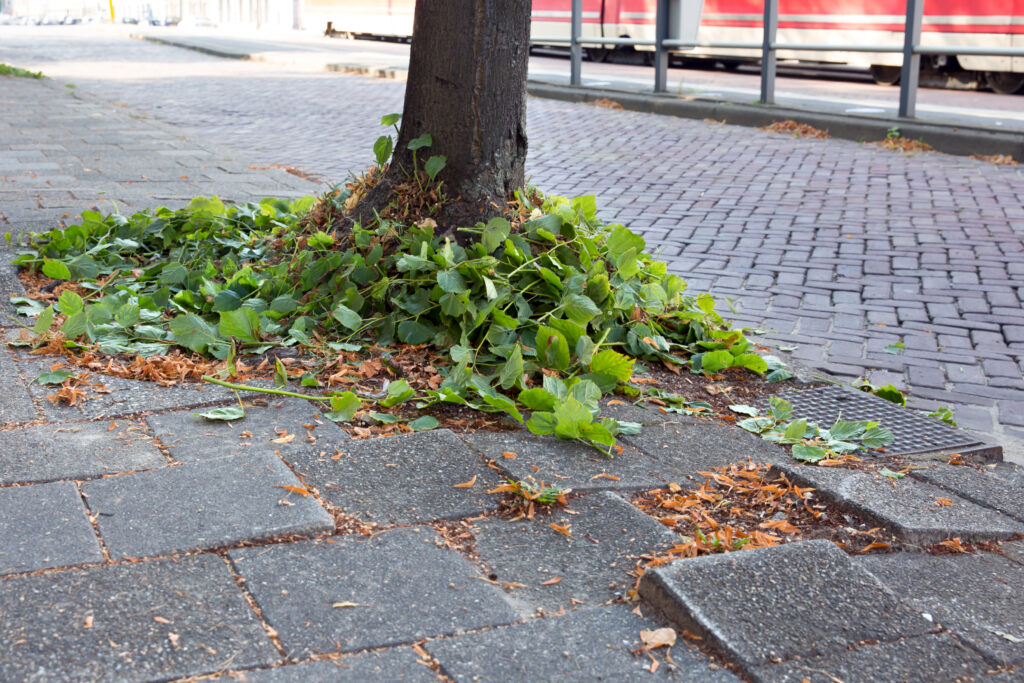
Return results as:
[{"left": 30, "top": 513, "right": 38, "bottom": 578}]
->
[{"left": 533, "top": 0, "right": 1024, "bottom": 119}]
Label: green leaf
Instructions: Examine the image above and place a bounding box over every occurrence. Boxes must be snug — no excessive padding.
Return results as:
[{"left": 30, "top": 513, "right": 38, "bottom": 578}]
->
[
  {"left": 728, "top": 404, "right": 759, "bottom": 416},
  {"left": 57, "top": 290, "right": 84, "bottom": 317},
  {"left": 792, "top": 444, "right": 829, "bottom": 463},
  {"left": 575, "top": 335, "right": 596, "bottom": 365},
  {"left": 700, "top": 350, "right": 733, "bottom": 373},
  {"left": 169, "top": 313, "right": 223, "bottom": 354},
  {"left": 828, "top": 420, "right": 866, "bottom": 441},
  {"left": 33, "top": 305, "right": 55, "bottom": 335},
  {"left": 527, "top": 411, "right": 557, "bottom": 435},
  {"left": 872, "top": 385, "right": 906, "bottom": 406},
  {"left": 408, "top": 415, "right": 440, "bottom": 431},
  {"left": 884, "top": 342, "right": 905, "bottom": 355},
  {"left": 35, "top": 369, "right": 73, "bottom": 385},
  {"left": 407, "top": 133, "right": 433, "bottom": 151},
  {"left": 589, "top": 349, "right": 634, "bottom": 383},
  {"left": 424, "top": 155, "right": 446, "bottom": 182},
  {"left": 616, "top": 248, "right": 640, "bottom": 279},
  {"left": 332, "top": 303, "right": 363, "bottom": 331},
  {"left": 783, "top": 418, "right": 808, "bottom": 441},
  {"left": 732, "top": 353, "right": 768, "bottom": 373},
  {"left": 373, "top": 135, "right": 393, "bottom": 167},
  {"left": 397, "top": 320, "right": 435, "bottom": 344},
  {"left": 274, "top": 358, "right": 288, "bottom": 387},
  {"left": 737, "top": 416, "right": 775, "bottom": 434},
  {"left": 61, "top": 311, "right": 87, "bottom": 339},
  {"left": 519, "top": 387, "right": 557, "bottom": 412},
  {"left": 381, "top": 379, "right": 416, "bottom": 407},
  {"left": 326, "top": 391, "right": 361, "bottom": 422},
  {"left": 498, "top": 344, "right": 524, "bottom": 389},
  {"left": 535, "top": 324, "right": 570, "bottom": 371},
  {"left": 380, "top": 112, "right": 402, "bottom": 126},
  {"left": 42, "top": 259, "right": 71, "bottom": 280},
  {"left": 367, "top": 412, "right": 405, "bottom": 424},
  {"left": 563, "top": 294, "right": 601, "bottom": 326},
  {"left": 270, "top": 295, "right": 299, "bottom": 315},
  {"left": 768, "top": 396, "right": 793, "bottom": 422},
  {"left": 552, "top": 397, "right": 593, "bottom": 440},
  {"left": 860, "top": 426, "right": 895, "bottom": 449},
  {"left": 196, "top": 406, "right": 246, "bottom": 421},
  {"left": 212, "top": 289, "right": 243, "bottom": 312},
  {"left": 879, "top": 467, "right": 905, "bottom": 480},
  {"left": 568, "top": 379, "right": 602, "bottom": 414},
  {"left": 219, "top": 308, "right": 262, "bottom": 343},
  {"left": 481, "top": 217, "right": 511, "bottom": 253},
  {"left": 436, "top": 269, "right": 468, "bottom": 294}
]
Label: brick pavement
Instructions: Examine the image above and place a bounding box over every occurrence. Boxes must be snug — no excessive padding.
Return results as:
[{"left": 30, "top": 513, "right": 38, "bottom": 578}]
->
[
  {"left": 5, "top": 27, "right": 1020, "bottom": 461},
  {"left": 1, "top": 50, "right": 1024, "bottom": 681}
]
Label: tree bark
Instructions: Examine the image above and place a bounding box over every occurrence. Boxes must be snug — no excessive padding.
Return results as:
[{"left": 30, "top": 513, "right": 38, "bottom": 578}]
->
[{"left": 347, "top": 0, "right": 531, "bottom": 241}]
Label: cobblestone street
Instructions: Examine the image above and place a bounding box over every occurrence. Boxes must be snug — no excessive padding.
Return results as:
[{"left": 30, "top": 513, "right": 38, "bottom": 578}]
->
[{"left": 3, "top": 28, "right": 1023, "bottom": 461}]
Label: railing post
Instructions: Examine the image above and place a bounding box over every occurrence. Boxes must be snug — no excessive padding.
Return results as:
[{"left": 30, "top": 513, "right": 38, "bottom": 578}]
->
[
  {"left": 760, "top": 0, "right": 777, "bottom": 104},
  {"left": 898, "top": 0, "right": 922, "bottom": 118},
  {"left": 570, "top": 0, "right": 583, "bottom": 86},
  {"left": 654, "top": 0, "right": 670, "bottom": 92}
]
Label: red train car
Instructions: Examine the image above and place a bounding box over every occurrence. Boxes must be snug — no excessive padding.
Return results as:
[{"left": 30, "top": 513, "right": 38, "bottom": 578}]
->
[{"left": 306, "top": 0, "right": 1024, "bottom": 93}]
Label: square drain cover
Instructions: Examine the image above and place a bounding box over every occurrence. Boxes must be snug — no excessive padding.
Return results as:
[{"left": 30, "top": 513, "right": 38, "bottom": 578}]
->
[{"left": 763, "top": 385, "right": 987, "bottom": 457}]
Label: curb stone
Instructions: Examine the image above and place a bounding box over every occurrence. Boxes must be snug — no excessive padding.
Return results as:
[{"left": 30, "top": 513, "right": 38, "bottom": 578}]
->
[
  {"left": 773, "top": 462, "right": 1024, "bottom": 544},
  {"left": 638, "top": 539, "right": 933, "bottom": 672}
]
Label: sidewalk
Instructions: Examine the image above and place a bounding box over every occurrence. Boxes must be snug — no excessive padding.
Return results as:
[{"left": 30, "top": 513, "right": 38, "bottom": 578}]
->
[{"left": 1, "top": 69, "right": 1024, "bottom": 680}]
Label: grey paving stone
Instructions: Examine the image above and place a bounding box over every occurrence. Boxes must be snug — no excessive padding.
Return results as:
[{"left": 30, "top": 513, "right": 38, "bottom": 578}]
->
[
  {"left": 461, "top": 429, "right": 666, "bottom": 493},
  {"left": 82, "top": 453, "right": 334, "bottom": 559},
  {"left": 428, "top": 605, "right": 739, "bottom": 682},
  {"left": 622, "top": 419, "right": 787, "bottom": 468},
  {"left": 228, "top": 529, "right": 519, "bottom": 658},
  {"left": 598, "top": 397, "right": 698, "bottom": 426},
  {"left": 774, "top": 462, "right": 1024, "bottom": 544},
  {"left": 858, "top": 552, "right": 1024, "bottom": 666},
  {"left": 0, "top": 481, "right": 103, "bottom": 575},
  {"left": 640, "top": 540, "right": 933, "bottom": 671},
  {"left": 0, "top": 347, "right": 38, "bottom": 425},
  {"left": 747, "top": 634, "right": 991, "bottom": 683},
  {"left": 146, "top": 398, "right": 348, "bottom": 463},
  {"left": 14, "top": 354, "right": 237, "bottom": 419},
  {"left": 221, "top": 650, "right": 435, "bottom": 682},
  {"left": 285, "top": 429, "right": 501, "bottom": 525},
  {"left": 471, "top": 491, "right": 678, "bottom": 615},
  {"left": 910, "top": 464, "right": 1024, "bottom": 523},
  {"left": 0, "top": 420, "right": 165, "bottom": 485},
  {"left": 0, "top": 554, "right": 278, "bottom": 681}
]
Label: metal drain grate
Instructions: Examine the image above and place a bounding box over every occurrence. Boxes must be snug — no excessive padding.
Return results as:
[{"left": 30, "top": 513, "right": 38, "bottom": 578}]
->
[{"left": 761, "top": 385, "right": 984, "bottom": 456}]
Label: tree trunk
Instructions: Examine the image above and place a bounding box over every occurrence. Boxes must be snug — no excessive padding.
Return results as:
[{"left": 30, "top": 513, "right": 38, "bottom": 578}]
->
[{"left": 348, "top": 0, "right": 531, "bottom": 241}]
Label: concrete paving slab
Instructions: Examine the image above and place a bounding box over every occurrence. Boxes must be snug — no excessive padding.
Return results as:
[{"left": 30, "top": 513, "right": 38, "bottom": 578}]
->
[
  {"left": 285, "top": 429, "right": 500, "bottom": 525},
  {"left": 598, "top": 398, "right": 700, "bottom": 426},
  {"left": 639, "top": 540, "right": 932, "bottom": 670},
  {"left": 470, "top": 491, "right": 678, "bottom": 616},
  {"left": 0, "top": 420, "right": 165, "bottom": 485},
  {"left": 461, "top": 429, "right": 680, "bottom": 494},
  {"left": 0, "top": 481, "right": 102, "bottom": 576},
  {"left": 220, "top": 650, "right": 435, "bottom": 681},
  {"left": 747, "top": 634, "right": 990, "bottom": 683},
  {"left": 146, "top": 398, "right": 347, "bottom": 463},
  {"left": 428, "top": 604, "right": 739, "bottom": 681},
  {"left": 622, "top": 421, "right": 788, "bottom": 471},
  {"left": 0, "top": 554, "right": 278, "bottom": 681},
  {"left": 0, "top": 347, "right": 38, "bottom": 425},
  {"left": 82, "top": 453, "right": 334, "bottom": 559},
  {"left": 228, "top": 529, "right": 519, "bottom": 659},
  {"left": 858, "top": 552, "right": 1024, "bottom": 667},
  {"left": 13, "top": 353, "right": 236, "bottom": 419},
  {"left": 774, "top": 462, "right": 1024, "bottom": 544},
  {"left": 911, "top": 464, "right": 1024, "bottom": 522}
]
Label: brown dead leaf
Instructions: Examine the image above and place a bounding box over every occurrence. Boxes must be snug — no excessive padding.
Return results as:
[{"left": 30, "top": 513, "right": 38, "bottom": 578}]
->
[
  {"left": 857, "top": 541, "right": 891, "bottom": 552},
  {"left": 270, "top": 433, "right": 295, "bottom": 444},
  {"left": 541, "top": 576, "right": 563, "bottom": 585},
  {"left": 590, "top": 472, "right": 621, "bottom": 481},
  {"left": 502, "top": 451, "right": 517, "bottom": 459},
  {"left": 277, "top": 484, "right": 310, "bottom": 497},
  {"left": 331, "top": 601, "right": 368, "bottom": 608},
  {"left": 453, "top": 475, "right": 477, "bottom": 488},
  {"left": 935, "top": 497, "right": 955, "bottom": 507},
  {"left": 153, "top": 616, "right": 171, "bottom": 624},
  {"left": 83, "top": 615, "right": 94, "bottom": 629},
  {"left": 550, "top": 522, "right": 572, "bottom": 538},
  {"left": 640, "top": 627, "right": 677, "bottom": 650}
]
